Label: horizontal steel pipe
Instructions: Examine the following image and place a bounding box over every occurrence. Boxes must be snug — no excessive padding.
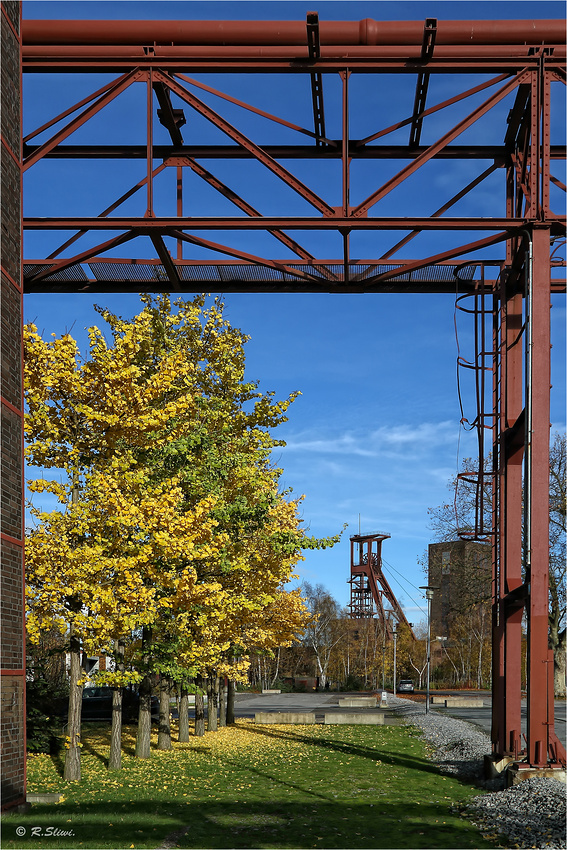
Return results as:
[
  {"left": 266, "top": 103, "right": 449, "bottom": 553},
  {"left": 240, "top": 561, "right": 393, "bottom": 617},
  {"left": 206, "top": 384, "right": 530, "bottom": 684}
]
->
[{"left": 22, "top": 19, "right": 565, "bottom": 47}]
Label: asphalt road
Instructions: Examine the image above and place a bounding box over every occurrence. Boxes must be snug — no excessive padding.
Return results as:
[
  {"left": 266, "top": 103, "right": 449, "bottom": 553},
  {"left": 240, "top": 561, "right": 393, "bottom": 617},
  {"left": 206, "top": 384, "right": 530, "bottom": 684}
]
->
[
  {"left": 425, "top": 693, "right": 567, "bottom": 750},
  {"left": 232, "top": 690, "right": 566, "bottom": 749},
  {"left": 233, "top": 691, "right": 345, "bottom": 716}
]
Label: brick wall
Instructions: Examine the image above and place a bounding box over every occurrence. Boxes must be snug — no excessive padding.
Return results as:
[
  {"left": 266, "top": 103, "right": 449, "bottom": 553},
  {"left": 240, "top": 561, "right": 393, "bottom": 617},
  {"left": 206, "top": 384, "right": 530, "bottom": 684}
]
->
[
  {"left": 1, "top": 675, "right": 24, "bottom": 805},
  {"left": 1, "top": 0, "right": 25, "bottom": 810}
]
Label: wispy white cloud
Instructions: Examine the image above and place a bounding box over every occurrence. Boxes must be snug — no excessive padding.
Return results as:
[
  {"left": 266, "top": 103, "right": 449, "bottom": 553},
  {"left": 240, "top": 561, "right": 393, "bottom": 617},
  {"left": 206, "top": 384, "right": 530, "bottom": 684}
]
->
[
  {"left": 281, "top": 433, "right": 375, "bottom": 457},
  {"left": 281, "top": 420, "right": 458, "bottom": 458}
]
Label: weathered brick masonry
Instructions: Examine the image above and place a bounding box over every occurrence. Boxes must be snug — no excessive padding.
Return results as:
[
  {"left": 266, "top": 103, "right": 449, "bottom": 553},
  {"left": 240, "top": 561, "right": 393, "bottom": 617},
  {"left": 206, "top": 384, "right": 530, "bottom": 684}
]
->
[{"left": 1, "top": 0, "right": 25, "bottom": 810}]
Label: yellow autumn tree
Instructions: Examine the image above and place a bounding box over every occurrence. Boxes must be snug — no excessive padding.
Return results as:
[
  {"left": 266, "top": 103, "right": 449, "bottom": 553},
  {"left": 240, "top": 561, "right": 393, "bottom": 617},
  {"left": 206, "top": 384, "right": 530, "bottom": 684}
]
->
[
  {"left": 24, "top": 301, "right": 231, "bottom": 779},
  {"left": 26, "top": 294, "right": 336, "bottom": 769},
  {"left": 92, "top": 295, "right": 340, "bottom": 746}
]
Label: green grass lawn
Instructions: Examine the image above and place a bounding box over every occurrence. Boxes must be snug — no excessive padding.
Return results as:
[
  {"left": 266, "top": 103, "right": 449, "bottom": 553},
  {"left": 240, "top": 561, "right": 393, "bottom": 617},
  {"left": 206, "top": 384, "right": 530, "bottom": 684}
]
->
[{"left": 2, "top": 721, "right": 499, "bottom": 849}]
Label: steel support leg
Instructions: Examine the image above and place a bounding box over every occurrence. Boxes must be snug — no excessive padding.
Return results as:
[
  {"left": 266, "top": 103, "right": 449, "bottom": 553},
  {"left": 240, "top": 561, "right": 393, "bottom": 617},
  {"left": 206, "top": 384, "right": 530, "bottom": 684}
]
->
[
  {"left": 492, "top": 274, "right": 524, "bottom": 759},
  {"left": 526, "top": 225, "right": 553, "bottom": 766}
]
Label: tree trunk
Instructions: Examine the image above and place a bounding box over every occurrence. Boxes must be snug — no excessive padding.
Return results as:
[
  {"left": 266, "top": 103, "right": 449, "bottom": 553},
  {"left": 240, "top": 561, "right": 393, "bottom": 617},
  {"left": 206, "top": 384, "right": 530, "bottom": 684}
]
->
[
  {"left": 218, "top": 678, "right": 227, "bottom": 727},
  {"left": 178, "top": 684, "right": 190, "bottom": 742},
  {"left": 270, "top": 647, "right": 281, "bottom": 687},
  {"left": 207, "top": 675, "right": 218, "bottom": 732},
  {"left": 135, "top": 626, "right": 152, "bottom": 758},
  {"left": 553, "top": 630, "right": 566, "bottom": 697},
  {"left": 109, "top": 638, "right": 125, "bottom": 770},
  {"left": 63, "top": 630, "right": 83, "bottom": 781},
  {"left": 195, "top": 675, "right": 205, "bottom": 737},
  {"left": 136, "top": 673, "right": 152, "bottom": 758},
  {"left": 158, "top": 674, "right": 171, "bottom": 750},
  {"left": 64, "top": 480, "right": 83, "bottom": 782},
  {"left": 226, "top": 679, "right": 235, "bottom": 725},
  {"left": 477, "top": 636, "right": 484, "bottom": 689},
  {"left": 314, "top": 653, "right": 325, "bottom": 688}
]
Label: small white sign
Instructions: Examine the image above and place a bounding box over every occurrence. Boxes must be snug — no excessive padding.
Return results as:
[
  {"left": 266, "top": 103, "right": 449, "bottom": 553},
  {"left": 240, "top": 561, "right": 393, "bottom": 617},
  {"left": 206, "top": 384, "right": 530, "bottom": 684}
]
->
[{"left": 380, "top": 691, "right": 388, "bottom": 706}]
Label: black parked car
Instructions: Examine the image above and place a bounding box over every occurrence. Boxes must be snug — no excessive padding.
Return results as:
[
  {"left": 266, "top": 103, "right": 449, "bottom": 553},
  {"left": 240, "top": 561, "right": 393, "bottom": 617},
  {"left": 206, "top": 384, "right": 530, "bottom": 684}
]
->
[
  {"left": 396, "top": 679, "right": 415, "bottom": 694},
  {"left": 78, "top": 687, "right": 159, "bottom": 721}
]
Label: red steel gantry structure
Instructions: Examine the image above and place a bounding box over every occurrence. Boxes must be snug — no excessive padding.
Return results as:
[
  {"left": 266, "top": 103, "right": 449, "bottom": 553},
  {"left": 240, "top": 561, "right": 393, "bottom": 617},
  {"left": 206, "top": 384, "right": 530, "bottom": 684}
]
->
[{"left": 2, "top": 13, "right": 565, "bottom": 796}]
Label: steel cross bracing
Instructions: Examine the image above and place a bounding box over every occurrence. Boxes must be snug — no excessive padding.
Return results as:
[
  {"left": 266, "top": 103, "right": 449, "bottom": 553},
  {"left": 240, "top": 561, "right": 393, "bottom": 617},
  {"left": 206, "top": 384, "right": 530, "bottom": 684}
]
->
[{"left": 20, "top": 15, "right": 566, "bottom": 771}]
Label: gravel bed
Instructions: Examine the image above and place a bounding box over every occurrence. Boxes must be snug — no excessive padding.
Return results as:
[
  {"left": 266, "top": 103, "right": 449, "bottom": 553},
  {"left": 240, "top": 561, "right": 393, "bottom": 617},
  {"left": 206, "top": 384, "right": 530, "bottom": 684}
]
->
[{"left": 390, "top": 695, "right": 567, "bottom": 849}]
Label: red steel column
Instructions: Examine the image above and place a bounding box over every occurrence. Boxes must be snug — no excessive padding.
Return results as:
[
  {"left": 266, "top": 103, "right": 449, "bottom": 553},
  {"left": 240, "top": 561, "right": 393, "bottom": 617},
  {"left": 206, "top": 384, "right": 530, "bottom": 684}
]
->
[
  {"left": 526, "top": 225, "right": 553, "bottom": 766},
  {"left": 492, "top": 270, "right": 524, "bottom": 759},
  {"left": 491, "top": 285, "right": 503, "bottom": 754},
  {"left": 502, "top": 283, "right": 524, "bottom": 759}
]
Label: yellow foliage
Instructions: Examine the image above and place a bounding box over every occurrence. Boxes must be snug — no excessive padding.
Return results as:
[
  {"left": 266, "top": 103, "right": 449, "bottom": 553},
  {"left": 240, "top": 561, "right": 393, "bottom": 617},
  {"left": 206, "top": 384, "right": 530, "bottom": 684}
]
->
[{"left": 25, "top": 295, "right": 317, "bottom": 683}]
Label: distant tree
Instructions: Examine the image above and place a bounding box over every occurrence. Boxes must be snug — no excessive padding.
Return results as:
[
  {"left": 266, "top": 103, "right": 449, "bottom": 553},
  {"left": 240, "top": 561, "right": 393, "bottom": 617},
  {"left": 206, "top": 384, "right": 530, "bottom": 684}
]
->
[
  {"left": 427, "top": 454, "right": 492, "bottom": 543},
  {"left": 548, "top": 433, "right": 566, "bottom": 695},
  {"left": 400, "top": 621, "right": 427, "bottom": 689},
  {"left": 339, "top": 617, "right": 386, "bottom": 690},
  {"left": 392, "top": 622, "right": 421, "bottom": 685},
  {"left": 301, "top": 583, "right": 344, "bottom": 688}
]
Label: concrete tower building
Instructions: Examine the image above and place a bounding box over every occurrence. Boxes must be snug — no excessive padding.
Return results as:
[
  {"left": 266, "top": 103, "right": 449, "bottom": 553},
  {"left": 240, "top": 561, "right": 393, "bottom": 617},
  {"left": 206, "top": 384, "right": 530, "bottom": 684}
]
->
[{"left": 428, "top": 541, "right": 491, "bottom": 638}]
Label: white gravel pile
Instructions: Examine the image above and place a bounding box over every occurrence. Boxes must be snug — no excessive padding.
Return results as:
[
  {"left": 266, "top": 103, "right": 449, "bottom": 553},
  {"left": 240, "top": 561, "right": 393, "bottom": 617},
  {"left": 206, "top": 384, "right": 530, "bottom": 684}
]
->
[
  {"left": 466, "top": 776, "right": 566, "bottom": 849},
  {"left": 390, "top": 695, "right": 567, "bottom": 849}
]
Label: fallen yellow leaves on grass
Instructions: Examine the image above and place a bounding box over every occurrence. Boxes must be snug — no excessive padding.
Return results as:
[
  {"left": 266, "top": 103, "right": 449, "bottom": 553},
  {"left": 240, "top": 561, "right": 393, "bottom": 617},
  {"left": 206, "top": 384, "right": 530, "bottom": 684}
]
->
[{"left": 26, "top": 720, "right": 322, "bottom": 796}]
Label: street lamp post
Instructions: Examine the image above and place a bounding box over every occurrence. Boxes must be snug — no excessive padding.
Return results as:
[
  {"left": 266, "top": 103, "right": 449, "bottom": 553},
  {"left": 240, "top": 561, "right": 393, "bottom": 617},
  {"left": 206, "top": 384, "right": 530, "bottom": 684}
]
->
[
  {"left": 392, "top": 624, "right": 398, "bottom": 696},
  {"left": 419, "top": 586, "right": 438, "bottom": 714}
]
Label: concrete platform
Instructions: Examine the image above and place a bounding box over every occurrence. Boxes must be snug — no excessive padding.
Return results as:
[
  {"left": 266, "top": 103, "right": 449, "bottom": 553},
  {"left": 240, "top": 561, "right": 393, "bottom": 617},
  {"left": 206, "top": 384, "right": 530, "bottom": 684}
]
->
[
  {"left": 431, "top": 696, "right": 485, "bottom": 707},
  {"left": 26, "top": 793, "right": 62, "bottom": 804},
  {"left": 254, "top": 712, "right": 316, "bottom": 724},
  {"left": 324, "top": 712, "right": 385, "bottom": 725},
  {"left": 506, "top": 764, "right": 566, "bottom": 786},
  {"left": 441, "top": 698, "right": 484, "bottom": 708},
  {"left": 338, "top": 697, "right": 377, "bottom": 708}
]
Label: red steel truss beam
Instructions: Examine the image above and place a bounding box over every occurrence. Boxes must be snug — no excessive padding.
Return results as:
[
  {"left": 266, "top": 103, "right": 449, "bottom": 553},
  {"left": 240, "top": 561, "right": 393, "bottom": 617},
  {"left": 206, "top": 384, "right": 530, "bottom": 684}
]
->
[
  {"left": 151, "top": 70, "right": 336, "bottom": 216},
  {"left": 22, "top": 70, "right": 141, "bottom": 171},
  {"left": 24, "top": 144, "right": 566, "bottom": 160},
  {"left": 24, "top": 217, "right": 563, "bottom": 231},
  {"left": 353, "top": 72, "right": 530, "bottom": 217}
]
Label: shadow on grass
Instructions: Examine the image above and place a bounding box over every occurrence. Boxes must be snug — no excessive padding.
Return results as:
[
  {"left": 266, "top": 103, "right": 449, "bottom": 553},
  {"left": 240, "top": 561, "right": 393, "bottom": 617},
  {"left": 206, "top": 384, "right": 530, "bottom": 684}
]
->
[
  {"left": 81, "top": 738, "right": 109, "bottom": 769},
  {"left": 2, "top": 797, "right": 498, "bottom": 849},
  {"left": 244, "top": 725, "right": 441, "bottom": 777},
  {"left": 49, "top": 747, "right": 65, "bottom": 779}
]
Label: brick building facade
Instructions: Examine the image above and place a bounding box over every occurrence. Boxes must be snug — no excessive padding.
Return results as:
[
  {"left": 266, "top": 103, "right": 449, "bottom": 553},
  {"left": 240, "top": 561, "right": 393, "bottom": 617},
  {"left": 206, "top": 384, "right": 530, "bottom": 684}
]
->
[{"left": 1, "top": 0, "right": 25, "bottom": 810}]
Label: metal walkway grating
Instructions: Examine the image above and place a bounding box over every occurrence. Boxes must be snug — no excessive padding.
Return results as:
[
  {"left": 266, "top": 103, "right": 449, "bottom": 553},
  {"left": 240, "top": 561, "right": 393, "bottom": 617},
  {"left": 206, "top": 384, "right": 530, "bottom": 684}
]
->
[{"left": 24, "top": 261, "right": 480, "bottom": 291}]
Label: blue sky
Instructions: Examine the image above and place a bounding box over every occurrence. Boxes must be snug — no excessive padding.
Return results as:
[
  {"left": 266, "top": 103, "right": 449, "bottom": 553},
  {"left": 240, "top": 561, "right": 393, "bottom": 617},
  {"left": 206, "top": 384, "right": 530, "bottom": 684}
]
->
[{"left": 22, "top": 1, "right": 566, "bottom": 624}]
